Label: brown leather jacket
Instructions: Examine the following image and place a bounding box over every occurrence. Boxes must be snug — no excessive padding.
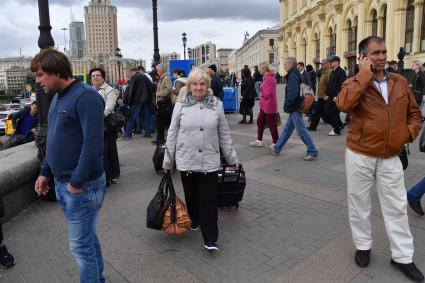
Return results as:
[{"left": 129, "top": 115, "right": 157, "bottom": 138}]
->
[{"left": 336, "top": 69, "right": 421, "bottom": 158}]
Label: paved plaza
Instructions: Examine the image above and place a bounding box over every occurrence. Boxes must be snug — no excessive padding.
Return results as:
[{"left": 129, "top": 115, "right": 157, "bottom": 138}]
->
[{"left": 1, "top": 89, "right": 425, "bottom": 282}]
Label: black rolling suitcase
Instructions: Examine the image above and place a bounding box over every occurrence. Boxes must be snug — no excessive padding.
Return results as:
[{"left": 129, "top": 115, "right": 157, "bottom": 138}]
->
[
  {"left": 217, "top": 164, "right": 246, "bottom": 208},
  {"left": 152, "top": 144, "right": 165, "bottom": 172}
]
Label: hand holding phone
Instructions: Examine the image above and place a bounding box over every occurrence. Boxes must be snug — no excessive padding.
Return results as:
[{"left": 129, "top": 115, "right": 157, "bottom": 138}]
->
[{"left": 359, "top": 53, "right": 373, "bottom": 72}]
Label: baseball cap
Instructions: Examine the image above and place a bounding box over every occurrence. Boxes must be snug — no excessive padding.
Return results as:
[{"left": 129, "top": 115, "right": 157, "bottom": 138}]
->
[{"left": 330, "top": 56, "right": 341, "bottom": 62}]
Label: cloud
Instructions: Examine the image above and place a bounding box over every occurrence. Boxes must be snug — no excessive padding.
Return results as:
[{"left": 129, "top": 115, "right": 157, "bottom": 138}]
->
[{"left": 0, "top": 0, "right": 279, "bottom": 63}]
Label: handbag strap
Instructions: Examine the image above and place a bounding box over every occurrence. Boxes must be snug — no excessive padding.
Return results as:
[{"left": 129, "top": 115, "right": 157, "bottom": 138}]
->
[{"left": 166, "top": 172, "right": 177, "bottom": 224}]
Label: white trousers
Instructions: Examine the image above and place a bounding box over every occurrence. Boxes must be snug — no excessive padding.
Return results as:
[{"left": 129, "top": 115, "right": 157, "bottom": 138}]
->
[{"left": 345, "top": 148, "right": 414, "bottom": 264}]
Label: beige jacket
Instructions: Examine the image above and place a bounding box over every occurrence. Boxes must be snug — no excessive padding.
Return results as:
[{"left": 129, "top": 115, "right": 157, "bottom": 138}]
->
[{"left": 156, "top": 73, "right": 172, "bottom": 103}]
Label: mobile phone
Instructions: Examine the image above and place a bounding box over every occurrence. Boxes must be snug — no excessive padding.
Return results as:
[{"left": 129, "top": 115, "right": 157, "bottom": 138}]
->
[{"left": 358, "top": 52, "right": 367, "bottom": 60}]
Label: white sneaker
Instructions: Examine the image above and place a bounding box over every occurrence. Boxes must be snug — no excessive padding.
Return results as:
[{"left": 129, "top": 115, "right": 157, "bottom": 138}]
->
[
  {"left": 328, "top": 130, "right": 340, "bottom": 136},
  {"left": 249, "top": 140, "right": 263, "bottom": 147}
]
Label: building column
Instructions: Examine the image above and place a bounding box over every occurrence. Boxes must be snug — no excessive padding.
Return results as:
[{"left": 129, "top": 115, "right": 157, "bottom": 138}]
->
[
  {"left": 357, "top": 0, "right": 365, "bottom": 41},
  {"left": 413, "top": 0, "right": 424, "bottom": 53},
  {"left": 306, "top": 21, "right": 314, "bottom": 64},
  {"left": 296, "top": 27, "right": 302, "bottom": 60},
  {"left": 335, "top": 4, "right": 344, "bottom": 59},
  {"left": 385, "top": 1, "right": 397, "bottom": 58},
  {"left": 377, "top": 16, "right": 384, "bottom": 37},
  {"left": 319, "top": 13, "right": 326, "bottom": 59}
]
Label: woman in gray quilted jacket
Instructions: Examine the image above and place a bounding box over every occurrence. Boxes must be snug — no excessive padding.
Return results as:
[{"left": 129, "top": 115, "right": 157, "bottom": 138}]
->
[{"left": 163, "top": 68, "right": 239, "bottom": 251}]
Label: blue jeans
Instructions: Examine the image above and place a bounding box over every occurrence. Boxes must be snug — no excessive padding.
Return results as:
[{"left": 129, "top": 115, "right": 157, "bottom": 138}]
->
[
  {"left": 275, "top": 111, "right": 319, "bottom": 156},
  {"left": 407, "top": 176, "right": 425, "bottom": 199},
  {"left": 124, "top": 103, "right": 142, "bottom": 137},
  {"left": 55, "top": 174, "right": 106, "bottom": 283},
  {"left": 141, "top": 101, "right": 152, "bottom": 135},
  {"left": 255, "top": 81, "right": 262, "bottom": 99}
]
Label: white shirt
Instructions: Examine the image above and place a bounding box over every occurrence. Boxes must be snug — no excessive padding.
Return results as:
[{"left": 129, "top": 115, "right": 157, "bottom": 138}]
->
[{"left": 373, "top": 76, "right": 389, "bottom": 104}]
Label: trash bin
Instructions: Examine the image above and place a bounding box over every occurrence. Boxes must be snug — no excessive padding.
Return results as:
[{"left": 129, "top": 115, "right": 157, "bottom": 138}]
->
[{"left": 223, "top": 87, "right": 238, "bottom": 113}]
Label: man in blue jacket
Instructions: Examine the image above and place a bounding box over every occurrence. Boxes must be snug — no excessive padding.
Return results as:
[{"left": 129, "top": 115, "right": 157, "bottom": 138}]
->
[
  {"left": 267, "top": 57, "right": 319, "bottom": 160},
  {"left": 32, "top": 49, "right": 106, "bottom": 283}
]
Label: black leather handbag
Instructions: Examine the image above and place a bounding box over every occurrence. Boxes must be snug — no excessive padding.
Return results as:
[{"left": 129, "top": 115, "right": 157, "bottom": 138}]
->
[
  {"left": 399, "top": 145, "right": 409, "bottom": 170},
  {"left": 157, "top": 97, "right": 173, "bottom": 116},
  {"left": 419, "top": 128, "right": 425, "bottom": 152},
  {"left": 146, "top": 172, "right": 170, "bottom": 230},
  {"left": 104, "top": 111, "right": 125, "bottom": 131}
]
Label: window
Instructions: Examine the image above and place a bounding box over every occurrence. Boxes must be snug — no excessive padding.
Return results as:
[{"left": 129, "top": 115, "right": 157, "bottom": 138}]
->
[
  {"left": 405, "top": 0, "right": 415, "bottom": 53},
  {"left": 328, "top": 27, "right": 336, "bottom": 56},
  {"left": 315, "top": 33, "right": 320, "bottom": 59},
  {"left": 269, "top": 39, "right": 275, "bottom": 47},
  {"left": 382, "top": 5, "right": 387, "bottom": 40},
  {"left": 269, "top": 53, "right": 274, "bottom": 64},
  {"left": 347, "top": 20, "right": 357, "bottom": 52},
  {"left": 371, "top": 10, "right": 378, "bottom": 36}
]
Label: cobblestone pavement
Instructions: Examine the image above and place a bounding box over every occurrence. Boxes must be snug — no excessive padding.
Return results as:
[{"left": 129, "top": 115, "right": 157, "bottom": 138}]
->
[{"left": 2, "top": 86, "right": 425, "bottom": 282}]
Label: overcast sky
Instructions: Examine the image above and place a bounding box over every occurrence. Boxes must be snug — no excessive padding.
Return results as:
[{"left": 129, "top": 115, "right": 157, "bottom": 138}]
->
[{"left": 0, "top": 0, "right": 279, "bottom": 63}]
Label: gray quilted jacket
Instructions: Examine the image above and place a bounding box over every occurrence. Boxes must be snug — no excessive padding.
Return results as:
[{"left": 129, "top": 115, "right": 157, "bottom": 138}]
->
[{"left": 162, "top": 89, "right": 238, "bottom": 172}]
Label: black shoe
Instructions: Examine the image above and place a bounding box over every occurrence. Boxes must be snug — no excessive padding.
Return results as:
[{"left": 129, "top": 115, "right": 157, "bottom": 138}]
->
[
  {"left": 190, "top": 221, "right": 200, "bottom": 231},
  {"left": 307, "top": 126, "right": 316, "bottom": 131},
  {"left": 355, "top": 249, "right": 371, "bottom": 267},
  {"left": 407, "top": 195, "right": 424, "bottom": 216},
  {"left": 151, "top": 140, "right": 164, "bottom": 145},
  {"left": 0, "top": 245, "right": 15, "bottom": 269},
  {"left": 391, "top": 260, "right": 424, "bottom": 282}
]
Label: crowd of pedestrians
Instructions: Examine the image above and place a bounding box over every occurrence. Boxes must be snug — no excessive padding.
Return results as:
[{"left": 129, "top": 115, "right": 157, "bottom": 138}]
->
[{"left": 1, "top": 34, "right": 424, "bottom": 282}]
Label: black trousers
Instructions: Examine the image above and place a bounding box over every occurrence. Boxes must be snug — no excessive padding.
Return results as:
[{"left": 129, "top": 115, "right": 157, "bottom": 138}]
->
[
  {"left": 309, "top": 98, "right": 325, "bottom": 129},
  {"left": 155, "top": 110, "right": 171, "bottom": 142},
  {"left": 104, "top": 130, "right": 120, "bottom": 181},
  {"left": 180, "top": 171, "right": 218, "bottom": 243},
  {"left": 324, "top": 99, "right": 343, "bottom": 133}
]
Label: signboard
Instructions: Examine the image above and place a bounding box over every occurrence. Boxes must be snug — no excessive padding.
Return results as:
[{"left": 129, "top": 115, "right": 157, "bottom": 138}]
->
[{"left": 73, "top": 73, "right": 88, "bottom": 84}]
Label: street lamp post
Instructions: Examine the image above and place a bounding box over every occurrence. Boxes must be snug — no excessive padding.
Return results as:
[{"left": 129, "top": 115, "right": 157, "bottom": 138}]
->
[
  {"left": 60, "top": 27, "right": 68, "bottom": 53},
  {"left": 115, "top": 47, "right": 122, "bottom": 84},
  {"left": 182, "top": 32, "right": 187, "bottom": 60},
  {"left": 152, "top": 0, "right": 160, "bottom": 65},
  {"left": 36, "top": 0, "right": 55, "bottom": 159}
]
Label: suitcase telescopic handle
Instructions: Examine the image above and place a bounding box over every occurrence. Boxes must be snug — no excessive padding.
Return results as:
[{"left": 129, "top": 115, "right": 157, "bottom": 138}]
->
[{"left": 221, "top": 164, "right": 243, "bottom": 183}]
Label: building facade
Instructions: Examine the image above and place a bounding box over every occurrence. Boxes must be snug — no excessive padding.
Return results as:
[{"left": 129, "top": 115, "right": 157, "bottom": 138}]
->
[
  {"left": 279, "top": 0, "right": 425, "bottom": 74},
  {"left": 160, "top": 52, "right": 181, "bottom": 71},
  {"left": 234, "top": 26, "right": 280, "bottom": 73},
  {"left": 227, "top": 49, "right": 238, "bottom": 74},
  {"left": 84, "top": 0, "right": 118, "bottom": 60},
  {"left": 189, "top": 41, "right": 217, "bottom": 67},
  {"left": 217, "top": 48, "right": 236, "bottom": 73},
  {"left": 69, "top": 21, "right": 85, "bottom": 59},
  {"left": 0, "top": 57, "right": 32, "bottom": 71},
  {"left": 0, "top": 66, "right": 29, "bottom": 92}
]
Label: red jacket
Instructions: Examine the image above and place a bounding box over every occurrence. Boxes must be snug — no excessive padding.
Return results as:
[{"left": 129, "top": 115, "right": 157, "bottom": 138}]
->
[{"left": 259, "top": 72, "right": 277, "bottom": 114}]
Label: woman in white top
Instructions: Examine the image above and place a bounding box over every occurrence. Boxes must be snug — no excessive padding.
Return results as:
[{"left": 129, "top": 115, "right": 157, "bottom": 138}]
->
[{"left": 90, "top": 68, "right": 120, "bottom": 186}]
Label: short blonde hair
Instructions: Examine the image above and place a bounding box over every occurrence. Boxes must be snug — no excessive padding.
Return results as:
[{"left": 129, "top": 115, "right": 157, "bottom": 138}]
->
[
  {"left": 187, "top": 68, "right": 211, "bottom": 89},
  {"left": 412, "top": 60, "right": 422, "bottom": 66},
  {"left": 259, "top": 61, "right": 274, "bottom": 72}
]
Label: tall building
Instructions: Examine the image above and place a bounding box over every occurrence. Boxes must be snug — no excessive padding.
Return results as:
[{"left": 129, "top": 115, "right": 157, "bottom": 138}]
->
[
  {"left": 279, "top": 0, "right": 425, "bottom": 75},
  {"left": 217, "top": 48, "right": 236, "bottom": 73},
  {"left": 234, "top": 26, "right": 280, "bottom": 73},
  {"left": 84, "top": 0, "right": 118, "bottom": 60},
  {"left": 69, "top": 21, "right": 85, "bottom": 59},
  {"left": 160, "top": 52, "right": 181, "bottom": 71},
  {"left": 0, "top": 57, "right": 32, "bottom": 71},
  {"left": 189, "top": 41, "right": 217, "bottom": 67},
  {"left": 0, "top": 66, "right": 29, "bottom": 92}
]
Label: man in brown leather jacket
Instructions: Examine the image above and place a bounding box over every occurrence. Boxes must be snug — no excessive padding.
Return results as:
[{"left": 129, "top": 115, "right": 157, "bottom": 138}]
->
[{"left": 336, "top": 36, "right": 423, "bottom": 282}]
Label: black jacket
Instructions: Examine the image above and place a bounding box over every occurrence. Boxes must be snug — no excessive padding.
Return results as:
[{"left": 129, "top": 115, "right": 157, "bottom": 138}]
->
[
  {"left": 124, "top": 72, "right": 154, "bottom": 106},
  {"left": 326, "top": 66, "right": 347, "bottom": 98},
  {"left": 241, "top": 77, "right": 256, "bottom": 101},
  {"left": 413, "top": 71, "right": 425, "bottom": 106},
  {"left": 211, "top": 74, "right": 224, "bottom": 99},
  {"left": 253, "top": 70, "right": 262, "bottom": 82}
]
